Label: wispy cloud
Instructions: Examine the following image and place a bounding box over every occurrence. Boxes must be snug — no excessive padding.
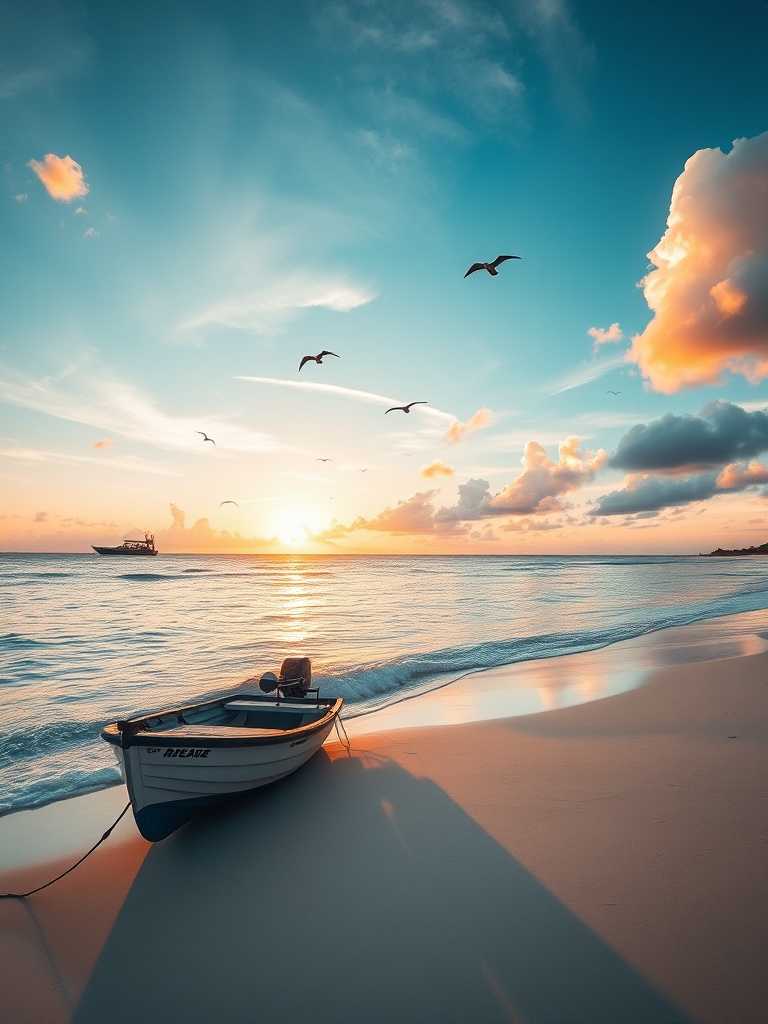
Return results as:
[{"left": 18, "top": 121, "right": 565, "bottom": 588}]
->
[
  {"left": 0, "top": 365, "right": 306, "bottom": 456},
  {"left": 537, "top": 351, "right": 628, "bottom": 396},
  {"left": 235, "top": 375, "right": 456, "bottom": 422},
  {"left": 175, "top": 273, "right": 376, "bottom": 339},
  {"left": 0, "top": 445, "right": 178, "bottom": 476}
]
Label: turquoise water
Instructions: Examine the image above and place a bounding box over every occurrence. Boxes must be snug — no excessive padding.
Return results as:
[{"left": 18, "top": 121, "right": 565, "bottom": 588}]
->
[{"left": 2, "top": 552, "right": 768, "bottom": 814}]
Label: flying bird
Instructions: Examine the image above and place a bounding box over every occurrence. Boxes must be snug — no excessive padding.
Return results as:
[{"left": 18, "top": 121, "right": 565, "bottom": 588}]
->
[
  {"left": 299, "top": 350, "right": 339, "bottom": 371},
  {"left": 220, "top": 500, "right": 239, "bottom": 508},
  {"left": 385, "top": 402, "right": 428, "bottom": 414},
  {"left": 316, "top": 458, "right": 333, "bottom": 462},
  {"left": 197, "top": 431, "right": 215, "bottom": 444},
  {"left": 464, "top": 255, "right": 521, "bottom": 278},
  {"left": 606, "top": 390, "right": 622, "bottom": 395}
]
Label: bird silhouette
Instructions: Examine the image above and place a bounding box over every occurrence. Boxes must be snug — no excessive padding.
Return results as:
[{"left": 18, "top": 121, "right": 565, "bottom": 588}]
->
[
  {"left": 385, "top": 402, "right": 428, "bottom": 414},
  {"left": 299, "top": 350, "right": 339, "bottom": 371},
  {"left": 220, "top": 500, "right": 239, "bottom": 508},
  {"left": 316, "top": 458, "right": 333, "bottom": 462},
  {"left": 606, "top": 390, "right": 622, "bottom": 395},
  {"left": 464, "top": 255, "right": 521, "bottom": 278},
  {"left": 197, "top": 431, "right": 215, "bottom": 444}
]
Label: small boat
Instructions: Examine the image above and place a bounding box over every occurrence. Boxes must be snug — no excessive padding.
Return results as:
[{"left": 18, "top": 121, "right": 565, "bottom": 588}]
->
[
  {"left": 92, "top": 531, "right": 158, "bottom": 556},
  {"left": 101, "top": 658, "right": 343, "bottom": 841}
]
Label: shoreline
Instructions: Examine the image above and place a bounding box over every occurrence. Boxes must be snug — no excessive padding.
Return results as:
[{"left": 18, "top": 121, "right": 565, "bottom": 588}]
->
[
  {"left": 1, "top": 613, "right": 767, "bottom": 1022},
  {"left": 2, "top": 608, "right": 767, "bottom": 872}
]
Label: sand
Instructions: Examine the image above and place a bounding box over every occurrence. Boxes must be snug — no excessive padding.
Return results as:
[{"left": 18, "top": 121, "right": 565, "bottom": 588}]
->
[{"left": 1, "top": 618, "right": 766, "bottom": 1024}]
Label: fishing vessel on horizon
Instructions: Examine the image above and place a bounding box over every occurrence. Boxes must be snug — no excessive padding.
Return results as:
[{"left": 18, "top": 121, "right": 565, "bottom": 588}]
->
[{"left": 92, "top": 531, "right": 158, "bottom": 556}]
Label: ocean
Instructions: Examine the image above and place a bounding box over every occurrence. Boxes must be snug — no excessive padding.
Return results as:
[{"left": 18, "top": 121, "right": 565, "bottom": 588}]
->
[{"left": 2, "top": 552, "right": 768, "bottom": 817}]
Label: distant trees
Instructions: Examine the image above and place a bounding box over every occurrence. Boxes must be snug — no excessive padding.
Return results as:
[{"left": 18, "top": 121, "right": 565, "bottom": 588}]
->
[{"left": 704, "top": 541, "right": 768, "bottom": 556}]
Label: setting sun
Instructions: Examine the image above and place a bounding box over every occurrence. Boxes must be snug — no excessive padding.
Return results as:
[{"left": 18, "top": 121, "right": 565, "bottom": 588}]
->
[{"left": 277, "top": 524, "right": 309, "bottom": 546}]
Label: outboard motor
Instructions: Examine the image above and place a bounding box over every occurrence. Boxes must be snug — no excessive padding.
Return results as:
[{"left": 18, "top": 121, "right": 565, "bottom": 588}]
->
[{"left": 278, "top": 656, "right": 313, "bottom": 698}]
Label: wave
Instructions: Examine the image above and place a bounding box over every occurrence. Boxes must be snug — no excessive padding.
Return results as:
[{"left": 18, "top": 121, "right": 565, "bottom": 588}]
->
[
  {"left": 0, "top": 718, "right": 110, "bottom": 766},
  {"left": 0, "top": 633, "right": 51, "bottom": 650},
  {"left": 323, "top": 589, "right": 768, "bottom": 714}
]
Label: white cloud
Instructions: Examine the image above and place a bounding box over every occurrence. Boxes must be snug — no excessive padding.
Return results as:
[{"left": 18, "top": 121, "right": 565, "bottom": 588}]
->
[
  {"left": 0, "top": 365, "right": 305, "bottom": 456},
  {"left": 235, "top": 375, "right": 456, "bottom": 422}
]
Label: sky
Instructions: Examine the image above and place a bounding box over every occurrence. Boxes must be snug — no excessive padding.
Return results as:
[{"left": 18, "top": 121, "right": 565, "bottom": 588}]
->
[{"left": 2, "top": 0, "right": 768, "bottom": 555}]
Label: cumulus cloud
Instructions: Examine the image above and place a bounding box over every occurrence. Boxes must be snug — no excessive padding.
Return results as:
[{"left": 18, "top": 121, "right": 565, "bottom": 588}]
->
[
  {"left": 350, "top": 490, "right": 455, "bottom": 535},
  {"left": 444, "top": 407, "right": 493, "bottom": 444},
  {"left": 594, "top": 400, "right": 768, "bottom": 515},
  {"left": 157, "top": 504, "right": 275, "bottom": 552},
  {"left": 489, "top": 436, "right": 606, "bottom": 515},
  {"left": 436, "top": 478, "right": 494, "bottom": 522},
  {"left": 27, "top": 153, "right": 89, "bottom": 202},
  {"left": 716, "top": 460, "right": 768, "bottom": 490},
  {"left": 421, "top": 459, "right": 454, "bottom": 479},
  {"left": 630, "top": 131, "right": 768, "bottom": 392},
  {"left": 83, "top": 227, "right": 99, "bottom": 239},
  {"left": 592, "top": 472, "right": 718, "bottom": 516},
  {"left": 610, "top": 400, "right": 768, "bottom": 472},
  {"left": 588, "top": 322, "right": 624, "bottom": 351},
  {"left": 91, "top": 438, "right": 113, "bottom": 449},
  {"left": 13, "top": 193, "right": 28, "bottom": 202}
]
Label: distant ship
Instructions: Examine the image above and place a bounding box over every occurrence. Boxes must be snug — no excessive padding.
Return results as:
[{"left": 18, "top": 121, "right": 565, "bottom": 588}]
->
[{"left": 92, "top": 532, "right": 158, "bottom": 556}]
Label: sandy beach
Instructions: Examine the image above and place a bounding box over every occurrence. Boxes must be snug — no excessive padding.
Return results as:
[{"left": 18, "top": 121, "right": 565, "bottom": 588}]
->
[{"left": 2, "top": 620, "right": 767, "bottom": 1024}]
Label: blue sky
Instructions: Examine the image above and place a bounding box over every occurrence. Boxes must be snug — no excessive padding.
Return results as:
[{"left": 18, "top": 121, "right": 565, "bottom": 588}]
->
[{"left": 2, "top": 0, "right": 767, "bottom": 553}]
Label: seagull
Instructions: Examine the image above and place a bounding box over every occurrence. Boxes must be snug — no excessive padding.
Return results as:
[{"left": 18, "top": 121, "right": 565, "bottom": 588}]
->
[
  {"left": 315, "top": 458, "right": 333, "bottom": 462},
  {"left": 299, "top": 350, "right": 339, "bottom": 371},
  {"left": 197, "top": 431, "right": 215, "bottom": 444},
  {"left": 606, "top": 390, "right": 622, "bottom": 395},
  {"left": 220, "top": 500, "right": 239, "bottom": 508},
  {"left": 385, "top": 402, "right": 428, "bottom": 414},
  {"left": 464, "top": 255, "right": 521, "bottom": 278}
]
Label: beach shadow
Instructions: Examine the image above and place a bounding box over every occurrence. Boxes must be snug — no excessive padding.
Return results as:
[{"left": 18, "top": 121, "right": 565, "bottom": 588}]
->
[{"left": 73, "top": 752, "right": 692, "bottom": 1024}]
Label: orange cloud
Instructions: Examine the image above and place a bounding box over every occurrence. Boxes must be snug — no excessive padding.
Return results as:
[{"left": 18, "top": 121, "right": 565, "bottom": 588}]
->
[
  {"left": 421, "top": 459, "right": 454, "bottom": 479},
  {"left": 27, "top": 153, "right": 89, "bottom": 202},
  {"left": 716, "top": 460, "right": 768, "bottom": 489},
  {"left": 91, "top": 438, "right": 113, "bottom": 449},
  {"left": 629, "top": 131, "right": 768, "bottom": 392},
  {"left": 444, "top": 407, "right": 493, "bottom": 444},
  {"left": 490, "top": 436, "right": 607, "bottom": 515},
  {"left": 588, "top": 322, "right": 624, "bottom": 351}
]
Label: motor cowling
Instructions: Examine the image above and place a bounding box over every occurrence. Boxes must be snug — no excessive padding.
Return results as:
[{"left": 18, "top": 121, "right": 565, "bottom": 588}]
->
[{"left": 278, "top": 656, "right": 312, "bottom": 697}]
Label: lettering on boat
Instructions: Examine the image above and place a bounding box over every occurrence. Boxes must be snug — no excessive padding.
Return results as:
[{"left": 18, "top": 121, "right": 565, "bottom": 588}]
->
[
  {"left": 147, "top": 748, "right": 161, "bottom": 753},
  {"left": 290, "top": 737, "right": 308, "bottom": 748},
  {"left": 162, "top": 748, "right": 211, "bottom": 758}
]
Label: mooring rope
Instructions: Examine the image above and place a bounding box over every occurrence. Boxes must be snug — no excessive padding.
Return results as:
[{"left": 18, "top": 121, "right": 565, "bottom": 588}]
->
[
  {"left": 0, "top": 801, "right": 132, "bottom": 900},
  {"left": 335, "top": 714, "right": 351, "bottom": 749}
]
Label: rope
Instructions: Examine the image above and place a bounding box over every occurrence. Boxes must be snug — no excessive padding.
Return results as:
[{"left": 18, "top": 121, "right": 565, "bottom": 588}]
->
[
  {"left": 335, "top": 714, "right": 351, "bottom": 749},
  {"left": 0, "top": 801, "right": 132, "bottom": 900}
]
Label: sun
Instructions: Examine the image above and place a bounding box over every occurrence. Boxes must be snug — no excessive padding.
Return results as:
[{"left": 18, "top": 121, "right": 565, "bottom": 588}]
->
[{"left": 277, "top": 524, "right": 309, "bottom": 547}]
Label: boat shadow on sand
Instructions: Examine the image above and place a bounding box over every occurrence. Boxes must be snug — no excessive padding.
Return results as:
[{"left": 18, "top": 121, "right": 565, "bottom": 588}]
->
[{"left": 73, "top": 752, "right": 692, "bottom": 1024}]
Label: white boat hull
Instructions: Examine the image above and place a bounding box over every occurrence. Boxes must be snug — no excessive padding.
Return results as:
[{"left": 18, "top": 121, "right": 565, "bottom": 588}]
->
[{"left": 103, "top": 692, "right": 343, "bottom": 841}]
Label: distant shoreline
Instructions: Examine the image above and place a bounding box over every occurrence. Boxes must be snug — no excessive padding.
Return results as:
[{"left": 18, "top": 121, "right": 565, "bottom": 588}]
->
[{"left": 703, "top": 542, "right": 768, "bottom": 556}]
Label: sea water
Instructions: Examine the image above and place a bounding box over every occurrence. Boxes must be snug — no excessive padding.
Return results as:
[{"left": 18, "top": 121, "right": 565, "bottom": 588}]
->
[{"left": 2, "top": 552, "right": 768, "bottom": 816}]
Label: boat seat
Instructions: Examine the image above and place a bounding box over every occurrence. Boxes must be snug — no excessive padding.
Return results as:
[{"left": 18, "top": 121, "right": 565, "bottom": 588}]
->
[
  {"left": 224, "top": 700, "right": 316, "bottom": 714},
  {"left": 155, "top": 724, "right": 291, "bottom": 739}
]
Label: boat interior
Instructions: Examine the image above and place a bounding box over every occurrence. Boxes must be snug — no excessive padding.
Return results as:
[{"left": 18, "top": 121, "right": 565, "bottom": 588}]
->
[{"left": 138, "top": 697, "right": 334, "bottom": 735}]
